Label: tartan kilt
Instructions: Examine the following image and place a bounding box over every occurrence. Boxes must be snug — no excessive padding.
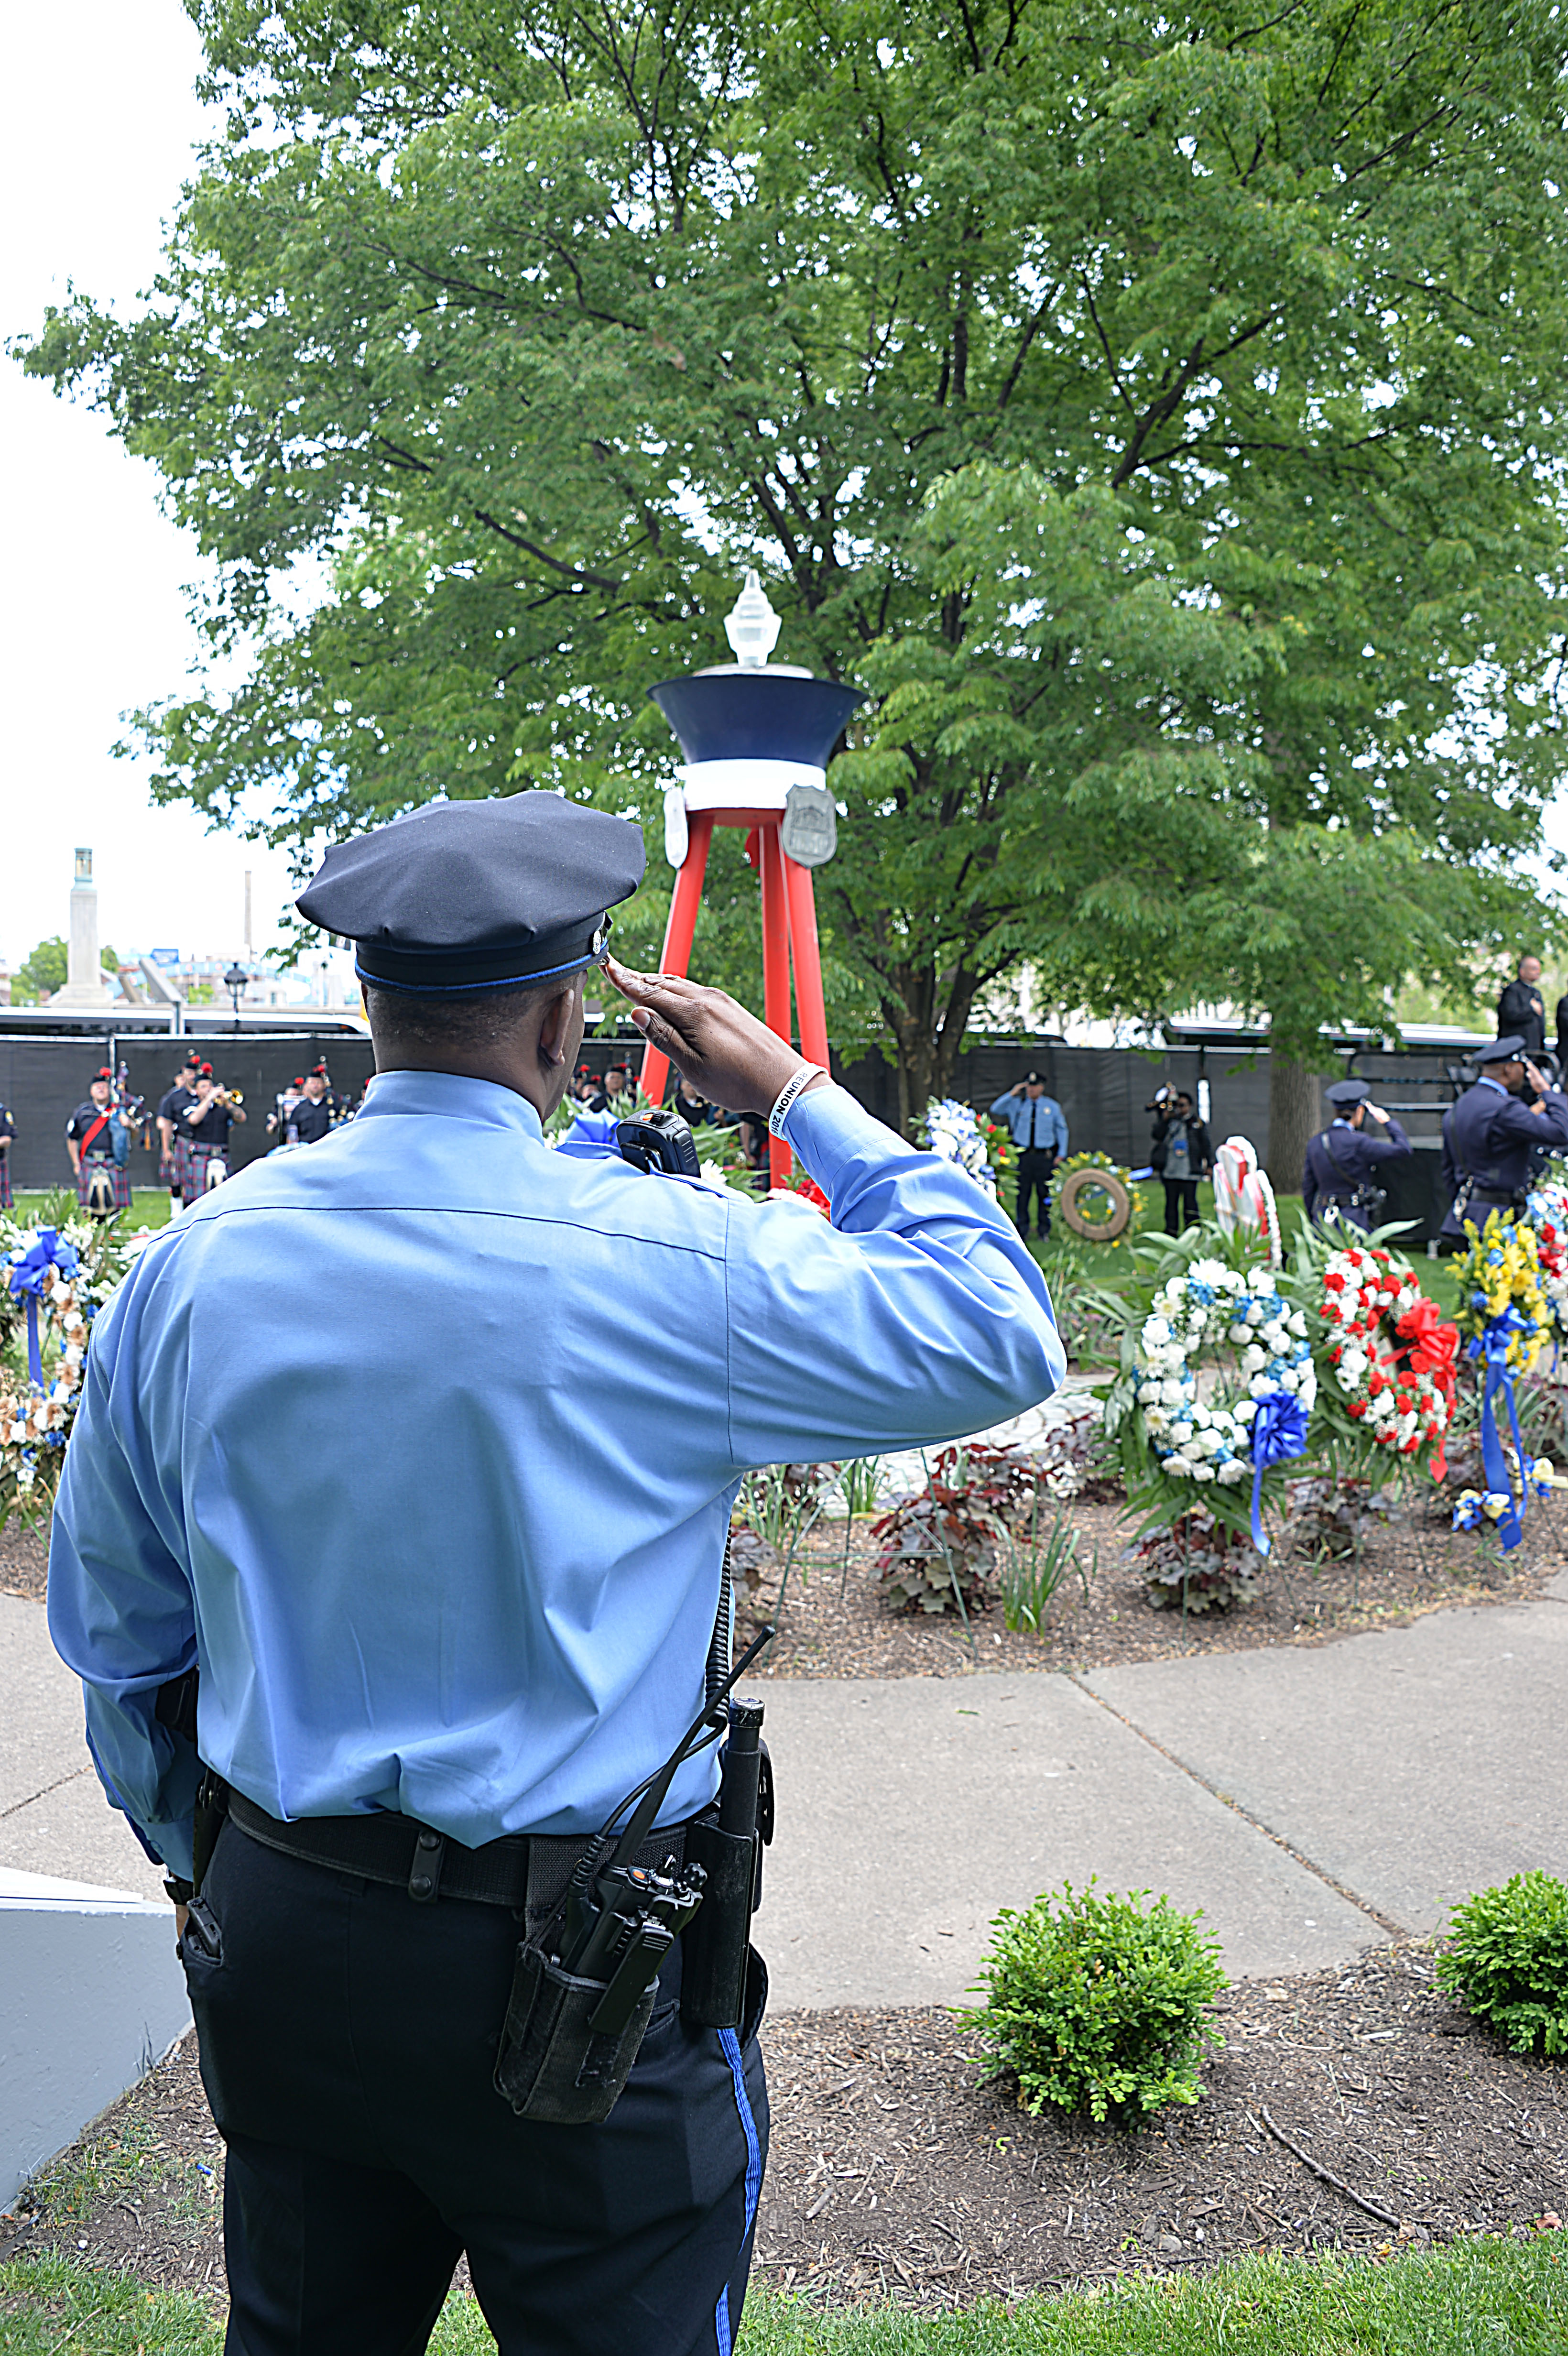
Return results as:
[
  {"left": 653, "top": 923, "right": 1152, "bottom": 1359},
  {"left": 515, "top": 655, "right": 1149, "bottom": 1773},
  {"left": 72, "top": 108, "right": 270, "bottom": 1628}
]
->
[
  {"left": 163, "top": 1135, "right": 193, "bottom": 1192},
  {"left": 78, "top": 1158, "right": 134, "bottom": 1213},
  {"left": 0, "top": 1157, "right": 11, "bottom": 1210},
  {"left": 183, "top": 1144, "right": 229, "bottom": 1203}
]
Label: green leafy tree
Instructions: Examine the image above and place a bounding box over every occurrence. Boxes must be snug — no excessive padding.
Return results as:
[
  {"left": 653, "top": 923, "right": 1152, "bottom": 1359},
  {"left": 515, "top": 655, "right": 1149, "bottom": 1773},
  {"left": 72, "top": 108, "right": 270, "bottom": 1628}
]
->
[
  {"left": 10, "top": 938, "right": 120, "bottom": 1006},
  {"left": 19, "top": 0, "right": 1568, "bottom": 1136}
]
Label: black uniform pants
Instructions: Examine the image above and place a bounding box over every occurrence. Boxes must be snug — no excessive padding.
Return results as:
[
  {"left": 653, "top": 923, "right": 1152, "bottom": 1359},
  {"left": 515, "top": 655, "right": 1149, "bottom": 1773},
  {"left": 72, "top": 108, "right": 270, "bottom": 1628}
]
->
[
  {"left": 182, "top": 1818, "right": 768, "bottom": 2356},
  {"left": 1014, "top": 1147, "right": 1056, "bottom": 1237},
  {"left": 1163, "top": 1178, "right": 1200, "bottom": 1234}
]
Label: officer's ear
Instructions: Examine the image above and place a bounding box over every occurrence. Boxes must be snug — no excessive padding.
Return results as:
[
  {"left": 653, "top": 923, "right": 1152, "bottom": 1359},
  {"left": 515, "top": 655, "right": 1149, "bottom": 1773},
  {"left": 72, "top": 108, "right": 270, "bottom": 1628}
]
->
[{"left": 535, "top": 977, "right": 582, "bottom": 1073}]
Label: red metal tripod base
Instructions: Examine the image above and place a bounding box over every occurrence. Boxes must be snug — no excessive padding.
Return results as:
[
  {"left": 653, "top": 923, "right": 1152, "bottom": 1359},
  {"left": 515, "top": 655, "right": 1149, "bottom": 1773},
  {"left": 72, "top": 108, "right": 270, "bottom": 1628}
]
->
[{"left": 637, "top": 810, "right": 829, "bottom": 1188}]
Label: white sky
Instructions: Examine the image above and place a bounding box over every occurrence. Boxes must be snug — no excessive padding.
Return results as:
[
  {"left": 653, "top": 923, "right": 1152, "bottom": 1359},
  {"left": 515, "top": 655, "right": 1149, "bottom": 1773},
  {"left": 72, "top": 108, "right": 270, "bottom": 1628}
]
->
[{"left": 0, "top": 0, "right": 301, "bottom": 975}]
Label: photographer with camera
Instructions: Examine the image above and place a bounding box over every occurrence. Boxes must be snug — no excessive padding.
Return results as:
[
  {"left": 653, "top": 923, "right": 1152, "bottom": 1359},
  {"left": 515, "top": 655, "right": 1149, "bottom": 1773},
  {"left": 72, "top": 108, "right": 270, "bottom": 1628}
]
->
[
  {"left": 47, "top": 792, "right": 1065, "bottom": 2356},
  {"left": 1148, "top": 1086, "right": 1213, "bottom": 1234}
]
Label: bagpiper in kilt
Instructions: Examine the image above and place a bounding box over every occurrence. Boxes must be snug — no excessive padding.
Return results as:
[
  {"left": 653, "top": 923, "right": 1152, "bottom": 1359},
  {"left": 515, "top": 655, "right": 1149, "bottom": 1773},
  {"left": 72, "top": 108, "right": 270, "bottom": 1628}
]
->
[
  {"left": 66, "top": 1072, "right": 134, "bottom": 1216},
  {"left": 157, "top": 1060, "right": 199, "bottom": 1200},
  {"left": 180, "top": 1064, "right": 245, "bottom": 1203}
]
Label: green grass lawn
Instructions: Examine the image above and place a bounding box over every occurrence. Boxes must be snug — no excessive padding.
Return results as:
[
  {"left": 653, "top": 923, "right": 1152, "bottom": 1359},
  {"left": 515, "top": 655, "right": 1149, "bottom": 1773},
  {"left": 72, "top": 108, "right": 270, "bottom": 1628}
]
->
[
  {"left": 4, "top": 2236, "right": 1565, "bottom": 2354},
  {"left": 10, "top": 1190, "right": 176, "bottom": 1233}
]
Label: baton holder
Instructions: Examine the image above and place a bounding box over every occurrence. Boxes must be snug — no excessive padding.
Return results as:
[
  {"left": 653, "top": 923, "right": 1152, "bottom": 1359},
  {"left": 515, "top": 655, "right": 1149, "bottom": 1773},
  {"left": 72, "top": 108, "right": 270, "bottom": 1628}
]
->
[
  {"left": 494, "top": 1944, "right": 660, "bottom": 2127},
  {"left": 680, "top": 1817, "right": 757, "bottom": 2029}
]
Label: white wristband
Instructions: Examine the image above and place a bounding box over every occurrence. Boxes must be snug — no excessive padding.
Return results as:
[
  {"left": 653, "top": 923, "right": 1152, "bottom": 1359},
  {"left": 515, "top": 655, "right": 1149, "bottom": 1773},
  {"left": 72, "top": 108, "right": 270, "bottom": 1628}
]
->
[{"left": 769, "top": 1064, "right": 828, "bottom": 1137}]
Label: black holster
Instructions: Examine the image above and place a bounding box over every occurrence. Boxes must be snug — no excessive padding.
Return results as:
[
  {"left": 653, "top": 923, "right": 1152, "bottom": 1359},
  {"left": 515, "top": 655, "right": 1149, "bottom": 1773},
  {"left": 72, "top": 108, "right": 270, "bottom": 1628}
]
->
[
  {"left": 681, "top": 1813, "right": 758, "bottom": 2029},
  {"left": 494, "top": 1948, "right": 663, "bottom": 2127}
]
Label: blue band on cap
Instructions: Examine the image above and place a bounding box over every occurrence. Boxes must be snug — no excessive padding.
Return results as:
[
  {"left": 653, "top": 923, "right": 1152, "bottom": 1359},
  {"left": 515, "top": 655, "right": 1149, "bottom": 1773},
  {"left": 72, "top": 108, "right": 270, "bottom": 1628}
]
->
[{"left": 355, "top": 925, "right": 613, "bottom": 999}]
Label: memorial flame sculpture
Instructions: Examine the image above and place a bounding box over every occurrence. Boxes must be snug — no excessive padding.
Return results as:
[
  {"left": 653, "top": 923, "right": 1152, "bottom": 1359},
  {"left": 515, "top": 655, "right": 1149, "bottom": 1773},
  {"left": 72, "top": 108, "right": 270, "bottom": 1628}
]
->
[{"left": 641, "top": 576, "right": 864, "bottom": 1188}]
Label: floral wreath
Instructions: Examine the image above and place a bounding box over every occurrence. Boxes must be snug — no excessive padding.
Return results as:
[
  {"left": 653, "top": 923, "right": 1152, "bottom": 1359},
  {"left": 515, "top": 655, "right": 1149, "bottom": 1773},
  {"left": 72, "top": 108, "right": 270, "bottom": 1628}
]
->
[
  {"left": 1134, "top": 1256, "right": 1315, "bottom": 1549},
  {"left": 1052, "top": 1152, "right": 1145, "bottom": 1239},
  {"left": 1316, "top": 1246, "right": 1458, "bottom": 1477},
  {"left": 1448, "top": 1211, "right": 1552, "bottom": 1551},
  {"left": 0, "top": 1207, "right": 138, "bottom": 1527}
]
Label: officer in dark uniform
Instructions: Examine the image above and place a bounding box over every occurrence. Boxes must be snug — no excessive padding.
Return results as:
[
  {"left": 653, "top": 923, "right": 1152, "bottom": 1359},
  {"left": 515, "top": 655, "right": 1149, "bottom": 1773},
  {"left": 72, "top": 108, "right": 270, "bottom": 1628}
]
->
[
  {"left": 1496, "top": 956, "right": 1547, "bottom": 1058},
  {"left": 47, "top": 792, "right": 1063, "bottom": 2356},
  {"left": 1439, "top": 1035, "right": 1568, "bottom": 1250},
  {"left": 0, "top": 1096, "right": 15, "bottom": 1210},
  {"left": 1302, "top": 1080, "right": 1413, "bottom": 1232}
]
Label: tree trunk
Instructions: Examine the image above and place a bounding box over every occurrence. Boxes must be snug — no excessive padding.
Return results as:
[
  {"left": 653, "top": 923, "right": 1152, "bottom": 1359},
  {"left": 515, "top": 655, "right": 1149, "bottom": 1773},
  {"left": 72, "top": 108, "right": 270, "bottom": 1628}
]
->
[{"left": 1266, "top": 1055, "right": 1321, "bottom": 1195}]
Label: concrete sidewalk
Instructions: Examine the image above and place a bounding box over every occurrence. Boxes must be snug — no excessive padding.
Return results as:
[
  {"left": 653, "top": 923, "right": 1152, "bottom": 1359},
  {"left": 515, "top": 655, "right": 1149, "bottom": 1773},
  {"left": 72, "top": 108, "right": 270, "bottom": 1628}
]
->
[{"left": 6, "top": 1573, "right": 1565, "bottom": 2001}]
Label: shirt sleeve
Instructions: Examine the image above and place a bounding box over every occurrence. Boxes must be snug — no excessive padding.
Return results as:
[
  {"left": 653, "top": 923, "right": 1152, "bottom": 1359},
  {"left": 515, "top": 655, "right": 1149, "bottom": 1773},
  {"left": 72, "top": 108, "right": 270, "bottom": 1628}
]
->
[
  {"left": 723, "top": 1083, "right": 1066, "bottom": 1466},
  {"left": 46, "top": 1282, "right": 203, "bottom": 1879},
  {"left": 1361, "top": 1118, "right": 1412, "bottom": 1162},
  {"left": 1050, "top": 1102, "right": 1069, "bottom": 1156},
  {"left": 1490, "top": 1091, "right": 1568, "bottom": 1153}
]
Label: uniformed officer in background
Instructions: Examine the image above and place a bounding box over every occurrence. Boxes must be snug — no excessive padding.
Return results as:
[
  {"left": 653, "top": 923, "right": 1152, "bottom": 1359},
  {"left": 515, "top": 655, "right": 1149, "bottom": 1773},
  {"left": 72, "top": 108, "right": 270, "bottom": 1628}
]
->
[
  {"left": 47, "top": 792, "right": 1064, "bottom": 2356},
  {"left": 156, "top": 1057, "right": 200, "bottom": 1213},
  {"left": 0, "top": 1094, "right": 15, "bottom": 1210},
  {"left": 1439, "top": 1036, "right": 1568, "bottom": 1251},
  {"left": 1495, "top": 955, "right": 1547, "bottom": 1059},
  {"left": 1302, "top": 1080, "right": 1413, "bottom": 1232}
]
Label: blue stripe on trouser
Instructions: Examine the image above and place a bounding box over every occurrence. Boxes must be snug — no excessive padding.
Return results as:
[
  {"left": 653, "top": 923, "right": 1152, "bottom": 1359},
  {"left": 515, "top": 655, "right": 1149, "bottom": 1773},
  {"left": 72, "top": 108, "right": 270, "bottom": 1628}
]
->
[{"left": 713, "top": 2026, "right": 763, "bottom": 2356}]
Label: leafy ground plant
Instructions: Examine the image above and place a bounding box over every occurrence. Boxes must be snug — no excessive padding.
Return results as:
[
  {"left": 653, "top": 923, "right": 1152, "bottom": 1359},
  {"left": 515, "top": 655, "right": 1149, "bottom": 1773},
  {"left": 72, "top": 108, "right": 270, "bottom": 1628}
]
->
[
  {"left": 1130, "top": 1509, "right": 1265, "bottom": 1614},
  {"left": 1437, "top": 1870, "right": 1568, "bottom": 2056},
  {"left": 1283, "top": 1475, "right": 1394, "bottom": 1562},
  {"left": 960, "top": 1879, "right": 1226, "bottom": 2127},
  {"left": 999, "top": 1502, "right": 1091, "bottom": 1633},
  {"left": 871, "top": 1444, "right": 1044, "bottom": 1619}
]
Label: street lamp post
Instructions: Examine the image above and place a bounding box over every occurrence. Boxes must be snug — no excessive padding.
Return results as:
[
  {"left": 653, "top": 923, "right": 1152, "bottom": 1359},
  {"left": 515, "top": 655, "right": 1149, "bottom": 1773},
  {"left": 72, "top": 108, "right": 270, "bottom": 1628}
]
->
[{"left": 223, "top": 961, "right": 249, "bottom": 1029}]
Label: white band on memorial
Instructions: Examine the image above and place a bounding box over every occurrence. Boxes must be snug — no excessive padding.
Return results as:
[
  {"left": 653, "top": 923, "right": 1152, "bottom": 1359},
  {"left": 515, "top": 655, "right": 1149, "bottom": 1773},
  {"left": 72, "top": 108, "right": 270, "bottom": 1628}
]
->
[{"left": 769, "top": 1064, "right": 828, "bottom": 1137}]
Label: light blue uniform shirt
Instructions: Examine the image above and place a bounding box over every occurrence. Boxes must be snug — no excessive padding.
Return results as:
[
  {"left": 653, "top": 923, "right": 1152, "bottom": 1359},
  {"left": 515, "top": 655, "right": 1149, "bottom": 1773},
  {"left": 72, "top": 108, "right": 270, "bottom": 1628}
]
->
[
  {"left": 49, "top": 1073, "right": 1065, "bottom": 1880},
  {"left": 989, "top": 1092, "right": 1069, "bottom": 1156}
]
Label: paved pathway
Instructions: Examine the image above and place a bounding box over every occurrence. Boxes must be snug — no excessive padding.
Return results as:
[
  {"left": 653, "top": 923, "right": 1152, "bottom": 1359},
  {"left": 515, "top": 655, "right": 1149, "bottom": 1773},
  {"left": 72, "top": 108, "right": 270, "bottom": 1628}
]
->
[{"left": 6, "top": 1569, "right": 1565, "bottom": 2004}]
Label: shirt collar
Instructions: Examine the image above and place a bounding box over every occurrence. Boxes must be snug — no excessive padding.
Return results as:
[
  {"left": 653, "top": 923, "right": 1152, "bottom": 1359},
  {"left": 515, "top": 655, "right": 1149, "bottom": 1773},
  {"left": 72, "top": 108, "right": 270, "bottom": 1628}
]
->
[
  {"left": 354, "top": 1069, "right": 545, "bottom": 1140},
  {"left": 1477, "top": 1076, "right": 1508, "bottom": 1095}
]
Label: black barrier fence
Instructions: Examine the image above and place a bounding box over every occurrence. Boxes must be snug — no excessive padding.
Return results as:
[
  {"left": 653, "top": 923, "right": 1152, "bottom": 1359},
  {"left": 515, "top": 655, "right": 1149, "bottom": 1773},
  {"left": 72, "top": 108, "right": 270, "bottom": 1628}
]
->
[
  {"left": 0, "top": 1027, "right": 1475, "bottom": 1243},
  {"left": 0, "top": 1034, "right": 378, "bottom": 1193}
]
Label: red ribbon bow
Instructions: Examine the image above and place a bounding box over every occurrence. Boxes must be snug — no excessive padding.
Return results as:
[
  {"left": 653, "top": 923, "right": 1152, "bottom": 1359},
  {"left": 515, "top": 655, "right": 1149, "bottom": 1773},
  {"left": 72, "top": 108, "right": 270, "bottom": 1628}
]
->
[{"left": 1394, "top": 1298, "right": 1460, "bottom": 1478}]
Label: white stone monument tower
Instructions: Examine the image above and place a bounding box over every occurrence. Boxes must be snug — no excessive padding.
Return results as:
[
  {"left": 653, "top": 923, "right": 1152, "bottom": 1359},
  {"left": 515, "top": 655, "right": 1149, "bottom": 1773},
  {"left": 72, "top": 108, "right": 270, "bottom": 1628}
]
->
[{"left": 53, "top": 847, "right": 114, "bottom": 1008}]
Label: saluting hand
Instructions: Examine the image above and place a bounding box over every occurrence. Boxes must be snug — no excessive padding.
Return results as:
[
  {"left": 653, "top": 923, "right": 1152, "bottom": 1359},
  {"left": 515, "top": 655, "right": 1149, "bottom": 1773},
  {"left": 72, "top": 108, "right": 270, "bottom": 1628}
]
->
[{"left": 604, "top": 958, "right": 822, "bottom": 1116}]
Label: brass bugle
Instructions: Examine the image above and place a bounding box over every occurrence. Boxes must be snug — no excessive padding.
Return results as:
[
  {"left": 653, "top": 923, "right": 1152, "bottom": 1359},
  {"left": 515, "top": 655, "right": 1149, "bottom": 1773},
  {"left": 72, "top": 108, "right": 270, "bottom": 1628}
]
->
[{"left": 217, "top": 1086, "right": 244, "bottom": 1106}]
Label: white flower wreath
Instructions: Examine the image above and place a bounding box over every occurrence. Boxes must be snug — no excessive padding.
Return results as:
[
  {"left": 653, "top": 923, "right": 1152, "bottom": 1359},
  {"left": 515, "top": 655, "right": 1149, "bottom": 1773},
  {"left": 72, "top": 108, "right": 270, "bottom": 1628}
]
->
[
  {"left": 1135, "top": 1257, "right": 1317, "bottom": 1493},
  {"left": 921, "top": 1099, "right": 998, "bottom": 1199}
]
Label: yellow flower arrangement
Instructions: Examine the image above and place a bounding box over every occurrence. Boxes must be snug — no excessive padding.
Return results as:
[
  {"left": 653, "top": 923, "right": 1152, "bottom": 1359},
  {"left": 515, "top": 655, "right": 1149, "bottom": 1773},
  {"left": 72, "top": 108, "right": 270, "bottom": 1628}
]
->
[{"left": 1453, "top": 1212, "right": 1549, "bottom": 1375}]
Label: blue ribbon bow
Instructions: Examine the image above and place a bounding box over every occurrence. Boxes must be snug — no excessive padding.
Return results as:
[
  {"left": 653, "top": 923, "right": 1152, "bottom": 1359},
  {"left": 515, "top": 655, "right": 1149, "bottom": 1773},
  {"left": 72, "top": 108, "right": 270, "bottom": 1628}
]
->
[
  {"left": 1471, "top": 1308, "right": 1532, "bottom": 1552},
  {"left": 1247, "top": 1389, "right": 1310, "bottom": 1554},
  {"left": 6, "top": 1228, "right": 80, "bottom": 1388}
]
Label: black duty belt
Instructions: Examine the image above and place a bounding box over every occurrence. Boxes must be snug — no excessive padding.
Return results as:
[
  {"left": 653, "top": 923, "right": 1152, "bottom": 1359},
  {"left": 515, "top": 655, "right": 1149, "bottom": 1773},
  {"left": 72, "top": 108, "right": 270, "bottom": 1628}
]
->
[{"left": 226, "top": 1786, "right": 688, "bottom": 1916}]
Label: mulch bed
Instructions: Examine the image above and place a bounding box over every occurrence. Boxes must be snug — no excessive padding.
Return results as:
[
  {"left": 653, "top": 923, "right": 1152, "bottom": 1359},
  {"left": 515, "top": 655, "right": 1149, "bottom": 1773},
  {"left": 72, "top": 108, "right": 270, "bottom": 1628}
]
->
[
  {"left": 8, "top": 1489, "right": 1562, "bottom": 1674},
  {"left": 754, "top": 1942, "right": 1567, "bottom": 2306},
  {"left": 742, "top": 1493, "right": 1567, "bottom": 1684},
  {"left": 3, "top": 1945, "right": 1563, "bottom": 2312}
]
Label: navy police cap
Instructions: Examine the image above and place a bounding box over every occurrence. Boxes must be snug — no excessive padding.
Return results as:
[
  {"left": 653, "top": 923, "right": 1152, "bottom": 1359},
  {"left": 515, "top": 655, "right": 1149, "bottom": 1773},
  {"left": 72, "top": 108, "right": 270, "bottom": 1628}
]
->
[
  {"left": 1474, "top": 1035, "right": 1527, "bottom": 1066},
  {"left": 296, "top": 794, "right": 645, "bottom": 996},
  {"left": 1325, "top": 1079, "right": 1370, "bottom": 1110}
]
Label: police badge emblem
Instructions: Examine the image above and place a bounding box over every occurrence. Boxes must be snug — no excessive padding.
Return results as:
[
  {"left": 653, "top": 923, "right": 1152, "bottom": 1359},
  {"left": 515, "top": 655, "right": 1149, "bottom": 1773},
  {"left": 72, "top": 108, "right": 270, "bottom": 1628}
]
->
[{"left": 780, "top": 782, "right": 836, "bottom": 868}]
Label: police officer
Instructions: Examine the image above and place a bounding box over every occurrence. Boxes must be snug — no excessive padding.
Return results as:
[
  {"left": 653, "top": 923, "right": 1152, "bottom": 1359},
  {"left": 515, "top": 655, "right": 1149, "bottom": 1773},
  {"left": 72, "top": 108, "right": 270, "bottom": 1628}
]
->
[
  {"left": 47, "top": 791, "right": 1064, "bottom": 2356},
  {"left": 1439, "top": 1036, "right": 1568, "bottom": 1250},
  {"left": 1302, "top": 1080, "right": 1413, "bottom": 1232},
  {"left": 156, "top": 1057, "right": 200, "bottom": 1213},
  {"left": 65, "top": 1069, "right": 133, "bottom": 1216},
  {"left": 989, "top": 1070, "right": 1069, "bottom": 1239},
  {"left": 1496, "top": 955, "right": 1547, "bottom": 1058},
  {"left": 0, "top": 1095, "right": 14, "bottom": 1210}
]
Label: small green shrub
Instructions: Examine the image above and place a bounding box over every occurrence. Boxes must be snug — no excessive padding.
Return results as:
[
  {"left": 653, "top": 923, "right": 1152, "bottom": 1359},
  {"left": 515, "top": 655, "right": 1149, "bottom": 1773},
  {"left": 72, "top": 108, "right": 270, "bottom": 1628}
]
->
[
  {"left": 960, "top": 1879, "right": 1226, "bottom": 2126},
  {"left": 1436, "top": 1869, "right": 1568, "bottom": 2055}
]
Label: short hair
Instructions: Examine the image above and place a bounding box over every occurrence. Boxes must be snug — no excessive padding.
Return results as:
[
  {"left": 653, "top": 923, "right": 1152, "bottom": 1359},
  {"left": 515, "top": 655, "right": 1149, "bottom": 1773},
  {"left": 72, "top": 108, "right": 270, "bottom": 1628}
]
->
[
  {"left": 1519, "top": 951, "right": 1541, "bottom": 969},
  {"left": 363, "top": 975, "right": 568, "bottom": 1055}
]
